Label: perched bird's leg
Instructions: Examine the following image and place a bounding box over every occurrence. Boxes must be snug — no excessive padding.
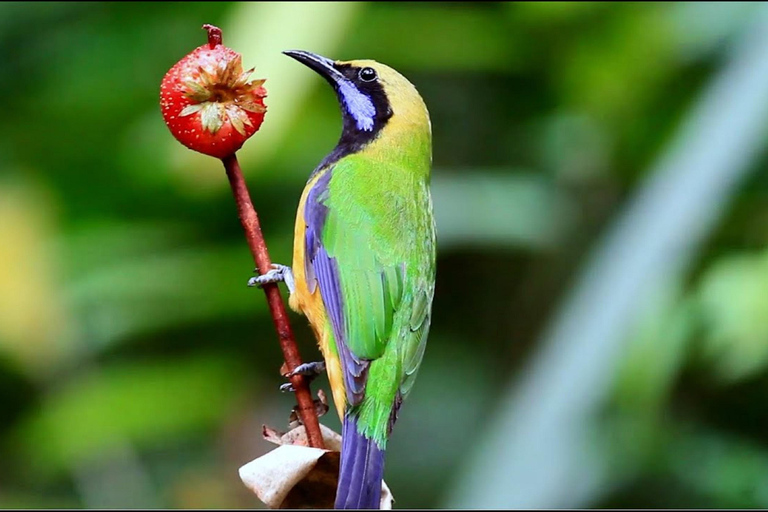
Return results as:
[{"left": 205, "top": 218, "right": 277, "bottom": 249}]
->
[
  {"left": 279, "top": 361, "right": 327, "bottom": 392},
  {"left": 248, "top": 263, "right": 296, "bottom": 294}
]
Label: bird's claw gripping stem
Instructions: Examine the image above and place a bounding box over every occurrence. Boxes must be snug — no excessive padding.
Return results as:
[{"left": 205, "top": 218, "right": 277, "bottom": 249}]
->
[
  {"left": 279, "top": 361, "right": 327, "bottom": 393},
  {"left": 248, "top": 263, "right": 296, "bottom": 294},
  {"left": 287, "top": 361, "right": 326, "bottom": 378}
]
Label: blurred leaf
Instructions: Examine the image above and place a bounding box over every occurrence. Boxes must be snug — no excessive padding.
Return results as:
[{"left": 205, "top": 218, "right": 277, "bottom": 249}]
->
[
  {"left": 512, "top": 1, "right": 608, "bottom": 24},
  {"left": 432, "top": 171, "right": 578, "bottom": 250},
  {"left": 64, "top": 242, "right": 288, "bottom": 351},
  {"left": 168, "top": 466, "right": 250, "bottom": 509},
  {"left": 0, "top": 491, "right": 79, "bottom": 509},
  {"left": 601, "top": 285, "right": 696, "bottom": 482},
  {"left": 556, "top": 3, "right": 678, "bottom": 126},
  {"left": 695, "top": 250, "right": 768, "bottom": 382},
  {"left": 11, "top": 353, "right": 248, "bottom": 475},
  {"left": 63, "top": 219, "right": 200, "bottom": 279},
  {"left": 661, "top": 421, "right": 768, "bottom": 508},
  {"left": 613, "top": 284, "right": 694, "bottom": 414},
  {"left": 343, "top": 3, "right": 520, "bottom": 72},
  {"left": 536, "top": 111, "right": 612, "bottom": 181},
  {"left": 0, "top": 2, "right": 89, "bottom": 38},
  {"left": 0, "top": 178, "right": 74, "bottom": 376}
]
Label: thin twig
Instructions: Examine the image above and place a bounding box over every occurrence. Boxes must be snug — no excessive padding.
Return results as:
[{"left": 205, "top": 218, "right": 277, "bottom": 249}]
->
[{"left": 221, "top": 153, "right": 325, "bottom": 450}]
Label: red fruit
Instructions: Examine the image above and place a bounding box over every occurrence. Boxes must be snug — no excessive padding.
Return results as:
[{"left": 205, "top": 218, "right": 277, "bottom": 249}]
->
[{"left": 160, "top": 24, "right": 267, "bottom": 159}]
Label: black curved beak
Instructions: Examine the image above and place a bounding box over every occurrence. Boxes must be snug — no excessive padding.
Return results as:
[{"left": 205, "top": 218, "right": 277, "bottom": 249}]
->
[{"left": 283, "top": 50, "right": 344, "bottom": 84}]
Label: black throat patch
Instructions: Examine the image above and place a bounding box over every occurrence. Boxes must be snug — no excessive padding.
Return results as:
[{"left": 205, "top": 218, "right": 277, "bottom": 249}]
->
[{"left": 313, "top": 63, "right": 393, "bottom": 174}]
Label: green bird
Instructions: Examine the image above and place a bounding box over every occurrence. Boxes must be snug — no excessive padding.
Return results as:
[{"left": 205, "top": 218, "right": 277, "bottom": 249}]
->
[{"left": 250, "top": 50, "right": 435, "bottom": 508}]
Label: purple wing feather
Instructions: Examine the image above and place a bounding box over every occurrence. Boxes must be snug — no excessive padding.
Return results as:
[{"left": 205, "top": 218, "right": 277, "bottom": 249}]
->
[
  {"left": 304, "top": 171, "right": 330, "bottom": 295},
  {"left": 305, "top": 168, "right": 370, "bottom": 406}
]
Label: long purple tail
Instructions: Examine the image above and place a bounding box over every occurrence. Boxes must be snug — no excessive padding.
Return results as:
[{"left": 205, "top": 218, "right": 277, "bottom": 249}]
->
[{"left": 335, "top": 415, "right": 386, "bottom": 509}]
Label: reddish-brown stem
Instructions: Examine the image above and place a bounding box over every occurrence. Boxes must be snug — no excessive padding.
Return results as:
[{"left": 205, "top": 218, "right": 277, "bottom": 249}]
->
[
  {"left": 203, "top": 24, "right": 222, "bottom": 49},
  {"left": 221, "top": 153, "right": 325, "bottom": 450}
]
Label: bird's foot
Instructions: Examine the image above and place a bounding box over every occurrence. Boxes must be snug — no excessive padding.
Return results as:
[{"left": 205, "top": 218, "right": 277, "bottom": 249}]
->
[
  {"left": 247, "top": 263, "right": 296, "bottom": 294},
  {"left": 288, "top": 389, "right": 329, "bottom": 429},
  {"left": 287, "top": 360, "right": 327, "bottom": 378},
  {"left": 279, "top": 361, "right": 327, "bottom": 392}
]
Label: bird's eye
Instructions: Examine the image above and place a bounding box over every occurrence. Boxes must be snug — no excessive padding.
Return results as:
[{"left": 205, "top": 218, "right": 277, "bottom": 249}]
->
[{"left": 359, "top": 67, "right": 377, "bottom": 82}]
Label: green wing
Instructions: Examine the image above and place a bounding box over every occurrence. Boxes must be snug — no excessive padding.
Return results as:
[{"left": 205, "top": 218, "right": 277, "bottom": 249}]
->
[{"left": 308, "top": 155, "right": 435, "bottom": 419}]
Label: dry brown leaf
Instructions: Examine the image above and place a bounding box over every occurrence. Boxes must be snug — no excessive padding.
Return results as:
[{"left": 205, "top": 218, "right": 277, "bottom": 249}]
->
[{"left": 239, "top": 423, "right": 393, "bottom": 509}]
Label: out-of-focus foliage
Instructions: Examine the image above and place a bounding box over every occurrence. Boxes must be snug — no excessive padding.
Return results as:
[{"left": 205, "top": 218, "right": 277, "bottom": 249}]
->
[{"left": 2, "top": 1, "right": 768, "bottom": 508}]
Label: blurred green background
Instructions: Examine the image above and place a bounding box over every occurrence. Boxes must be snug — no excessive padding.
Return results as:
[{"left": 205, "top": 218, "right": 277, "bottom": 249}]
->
[{"left": 3, "top": 1, "right": 768, "bottom": 508}]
